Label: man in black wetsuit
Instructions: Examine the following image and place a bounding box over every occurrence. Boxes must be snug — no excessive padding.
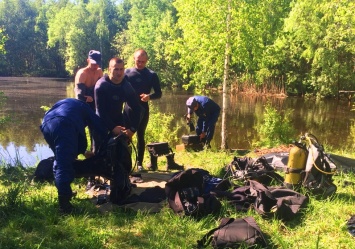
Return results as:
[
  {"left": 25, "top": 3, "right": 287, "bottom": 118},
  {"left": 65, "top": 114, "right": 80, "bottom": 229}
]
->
[
  {"left": 95, "top": 57, "right": 142, "bottom": 140},
  {"left": 124, "top": 49, "right": 162, "bottom": 171}
]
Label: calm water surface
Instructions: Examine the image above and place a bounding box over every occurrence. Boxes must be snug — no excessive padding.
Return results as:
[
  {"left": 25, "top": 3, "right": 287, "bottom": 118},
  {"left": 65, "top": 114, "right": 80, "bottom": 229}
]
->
[{"left": 1, "top": 77, "right": 354, "bottom": 166}]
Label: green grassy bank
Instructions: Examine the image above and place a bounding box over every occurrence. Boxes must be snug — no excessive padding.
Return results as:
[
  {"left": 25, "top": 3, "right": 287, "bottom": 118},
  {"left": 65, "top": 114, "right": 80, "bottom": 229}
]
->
[{"left": 1, "top": 149, "right": 355, "bottom": 249}]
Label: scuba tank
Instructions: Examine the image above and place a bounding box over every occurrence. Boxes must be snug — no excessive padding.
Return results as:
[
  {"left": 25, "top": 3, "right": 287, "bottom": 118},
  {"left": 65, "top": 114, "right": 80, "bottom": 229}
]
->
[
  {"left": 285, "top": 133, "right": 337, "bottom": 197},
  {"left": 284, "top": 143, "right": 307, "bottom": 189}
]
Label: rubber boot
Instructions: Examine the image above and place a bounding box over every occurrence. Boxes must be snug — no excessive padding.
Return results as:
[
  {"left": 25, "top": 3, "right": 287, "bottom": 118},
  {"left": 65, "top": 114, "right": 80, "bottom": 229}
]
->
[
  {"left": 147, "top": 154, "right": 158, "bottom": 171},
  {"left": 58, "top": 195, "right": 74, "bottom": 214},
  {"left": 166, "top": 153, "right": 184, "bottom": 171}
]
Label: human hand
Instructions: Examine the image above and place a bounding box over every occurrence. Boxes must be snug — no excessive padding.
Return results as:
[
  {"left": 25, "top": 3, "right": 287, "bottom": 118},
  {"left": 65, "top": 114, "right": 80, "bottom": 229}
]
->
[
  {"left": 185, "top": 114, "right": 191, "bottom": 122},
  {"left": 84, "top": 150, "right": 95, "bottom": 159},
  {"left": 85, "top": 96, "right": 93, "bottom": 102},
  {"left": 112, "top": 126, "right": 125, "bottom": 136},
  {"left": 123, "top": 129, "right": 135, "bottom": 140},
  {"left": 140, "top": 93, "right": 150, "bottom": 102},
  {"left": 199, "top": 132, "right": 206, "bottom": 140}
]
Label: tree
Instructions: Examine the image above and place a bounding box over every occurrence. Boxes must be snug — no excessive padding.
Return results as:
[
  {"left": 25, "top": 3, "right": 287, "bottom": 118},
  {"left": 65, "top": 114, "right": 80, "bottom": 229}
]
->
[
  {"left": 113, "top": 0, "right": 178, "bottom": 87},
  {"left": 0, "top": 27, "right": 8, "bottom": 72},
  {"left": 0, "top": 0, "right": 40, "bottom": 75},
  {"left": 47, "top": 0, "right": 119, "bottom": 74},
  {"left": 220, "top": 0, "right": 233, "bottom": 150},
  {"left": 274, "top": 0, "right": 355, "bottom": 97},
  {"left": 0, "top": 27, "right": 7, "bottom": 55}
]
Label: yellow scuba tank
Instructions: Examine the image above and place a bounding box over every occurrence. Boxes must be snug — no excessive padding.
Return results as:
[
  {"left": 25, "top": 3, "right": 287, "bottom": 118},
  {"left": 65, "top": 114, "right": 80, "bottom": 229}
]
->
[{"left": 284, "top": 144, "right": 307, "bottom": 189}]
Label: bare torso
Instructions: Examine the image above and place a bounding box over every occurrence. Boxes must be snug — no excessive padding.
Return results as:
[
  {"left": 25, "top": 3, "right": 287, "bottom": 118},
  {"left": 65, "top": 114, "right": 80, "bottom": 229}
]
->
[{"left": 75, "top": 66, "right": 103, "bottom": 87}]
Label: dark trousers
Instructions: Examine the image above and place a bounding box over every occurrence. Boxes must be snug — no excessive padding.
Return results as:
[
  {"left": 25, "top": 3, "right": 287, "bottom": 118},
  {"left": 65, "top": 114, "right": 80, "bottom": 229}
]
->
[
  {"left": 196, "top": 113, "right": 219, "bottom": 145},
  {"left": 124, "top": 104, "right": 147, "bottom": 165},
  {"left": 136, "top": 106, "right": 149, "bottom": 165},
  {"left": 40, "top": 117, "right": 82, "bottom": 196}
]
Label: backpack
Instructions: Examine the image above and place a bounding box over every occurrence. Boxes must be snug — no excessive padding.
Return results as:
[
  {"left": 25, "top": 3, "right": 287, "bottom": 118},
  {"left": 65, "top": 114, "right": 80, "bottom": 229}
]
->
[
  {"left": 225, "top": 156, "right": 284, "bottom": 186},
  {"left": 165, "top": 168, "right": 223, "bottom": 217},
  {"left": 33, "top": 157, "right": 55, "bottom": 182},
  {"left": 285, "top": 133, "right": 337, "bottom": 198},
  {"left": 197, "top": 216, "right": 268, "bottom": 248},
  {"left": 249, "top": 180, "right": 309, "bottom": 221}
]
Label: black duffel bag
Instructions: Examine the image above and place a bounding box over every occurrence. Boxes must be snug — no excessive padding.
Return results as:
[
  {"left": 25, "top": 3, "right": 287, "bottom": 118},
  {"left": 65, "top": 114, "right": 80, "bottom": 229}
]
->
[{"left": 197, "top": 216, "right": 268, "bottom": 248}]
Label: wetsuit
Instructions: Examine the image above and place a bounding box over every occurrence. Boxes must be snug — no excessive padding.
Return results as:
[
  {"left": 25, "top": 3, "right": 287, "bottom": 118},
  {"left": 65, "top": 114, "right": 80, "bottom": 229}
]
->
[
  {"left": 95, "top": 74, "right": 142, "bottom": 134},
  {"left": 124, "top": 67, "right": 162, "bottom": 166}
]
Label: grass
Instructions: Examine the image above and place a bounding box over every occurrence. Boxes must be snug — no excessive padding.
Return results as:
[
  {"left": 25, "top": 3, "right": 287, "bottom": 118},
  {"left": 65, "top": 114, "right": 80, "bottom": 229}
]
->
[{"left": 1, "top": 149, "right": 355, "bottom": 249}]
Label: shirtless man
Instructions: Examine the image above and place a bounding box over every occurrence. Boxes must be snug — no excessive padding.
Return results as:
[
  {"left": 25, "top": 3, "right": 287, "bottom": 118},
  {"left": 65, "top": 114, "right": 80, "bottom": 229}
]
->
[
  {"left": 74, "top": 50, "right": 103, "bottom": 110},
  {"left": 74, "top": 50, "right": 103, "bottom": 188}
]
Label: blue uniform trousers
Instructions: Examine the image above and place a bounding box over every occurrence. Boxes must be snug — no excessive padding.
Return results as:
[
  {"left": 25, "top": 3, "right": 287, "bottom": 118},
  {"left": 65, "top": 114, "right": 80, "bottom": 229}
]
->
[{"left": 40, "top": 117, "right": 81, "bottom": 196}]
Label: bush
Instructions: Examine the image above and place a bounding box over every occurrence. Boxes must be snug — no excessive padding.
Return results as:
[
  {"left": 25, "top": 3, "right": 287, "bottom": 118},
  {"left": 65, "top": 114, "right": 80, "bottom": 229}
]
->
[{"left": 254, "top": 103, "right": 295, "bottom": 148}]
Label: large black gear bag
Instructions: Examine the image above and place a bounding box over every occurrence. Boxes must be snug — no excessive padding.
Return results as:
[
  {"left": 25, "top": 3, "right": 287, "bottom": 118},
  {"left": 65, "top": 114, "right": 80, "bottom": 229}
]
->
[{"left": 197, "top": 216, "right": 268, "bottom": 248}]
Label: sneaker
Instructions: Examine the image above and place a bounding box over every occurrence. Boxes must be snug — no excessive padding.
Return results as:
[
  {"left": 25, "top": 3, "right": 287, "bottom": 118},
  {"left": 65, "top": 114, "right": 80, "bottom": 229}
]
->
[{"left": 137, "top": 165, "right": 144, "bottom": 171}]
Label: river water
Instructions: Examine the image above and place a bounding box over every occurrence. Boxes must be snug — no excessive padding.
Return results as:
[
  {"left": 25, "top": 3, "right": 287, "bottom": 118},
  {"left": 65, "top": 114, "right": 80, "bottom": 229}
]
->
[{"left": 1, "top": 77, "right": 354, "bottom": 166}]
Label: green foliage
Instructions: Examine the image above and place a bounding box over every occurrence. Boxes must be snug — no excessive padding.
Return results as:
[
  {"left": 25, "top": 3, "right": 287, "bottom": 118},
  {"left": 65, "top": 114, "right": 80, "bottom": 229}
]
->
[
  {"left": 0, "top": 0, "right": 354, "bottom": 95},
  {"left": 40, "top": 105, "right": 50, "bottom": 112},
  {"left": 0, "top": 183, "right": 25, "bottom": 212},
  {"left": 0, "top": 91, "right": 9, "bottom": 125},
  {"left": 0, "top": 0, "right": 62, "bottom": 76},
  {"left": 274, "top": 0, "right": 355, "bottom": 96},
  {"left": 0, "top": 26, "right": 7, "bottom": 55},
  {"left": 254, "top": 103, "right": 295, "bottom": 147},
  {"left": 47, "top": 0, "right": 119, "bottom": 74},
  {"left": 172, "top": 0, "right": 228, "bottom": 91},
  {"left": 144, "top": 103, "right": 179, "bottom": 144},
  {"left": 114, "top": 0, "right": 179, "bottom": 87}
]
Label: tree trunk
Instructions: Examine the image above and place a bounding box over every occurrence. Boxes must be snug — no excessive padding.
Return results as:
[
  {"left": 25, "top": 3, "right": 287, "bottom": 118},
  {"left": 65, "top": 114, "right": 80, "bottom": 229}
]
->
[{"left": 221, "top": 0, "right": 231, "bottom": 150}]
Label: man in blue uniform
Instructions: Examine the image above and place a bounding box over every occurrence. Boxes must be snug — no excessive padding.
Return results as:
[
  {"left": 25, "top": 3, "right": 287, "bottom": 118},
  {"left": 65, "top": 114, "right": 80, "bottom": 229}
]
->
[
  {"left": 186, "top": 96, "right": 221, "bottom": 148},
  {"left": 40, "top": 98, "right": 108, "bottom": 213},
  {"left": 124, "top": 49, "right": 162, "bottom": 171}
]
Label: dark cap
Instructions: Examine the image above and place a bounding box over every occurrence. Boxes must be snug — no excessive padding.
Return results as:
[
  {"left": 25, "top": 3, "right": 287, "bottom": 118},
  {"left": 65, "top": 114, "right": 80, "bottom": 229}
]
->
[{"left": 88, "top": 50, "right": 101, "bottom": 64}]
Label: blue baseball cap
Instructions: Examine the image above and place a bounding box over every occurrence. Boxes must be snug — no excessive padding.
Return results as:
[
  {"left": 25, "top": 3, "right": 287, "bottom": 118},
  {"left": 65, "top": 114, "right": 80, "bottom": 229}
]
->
[
  {"left": 88, "top": 50, "right": 101, "bottom": 64},
  {"left": 186, "top": 97, "right": 197, "bottom": 114}
]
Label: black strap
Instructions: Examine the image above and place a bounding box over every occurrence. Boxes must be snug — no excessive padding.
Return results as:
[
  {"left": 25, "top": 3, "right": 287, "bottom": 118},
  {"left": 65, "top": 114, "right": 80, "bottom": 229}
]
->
[{"left": 285, "top": 167, "right": 303, "bottom": 174}]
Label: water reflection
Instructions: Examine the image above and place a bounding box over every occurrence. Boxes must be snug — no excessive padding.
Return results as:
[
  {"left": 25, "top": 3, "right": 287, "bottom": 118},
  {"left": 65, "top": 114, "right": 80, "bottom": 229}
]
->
[{"left": 0, "top": 77, "right": 354, "bottom": 166}]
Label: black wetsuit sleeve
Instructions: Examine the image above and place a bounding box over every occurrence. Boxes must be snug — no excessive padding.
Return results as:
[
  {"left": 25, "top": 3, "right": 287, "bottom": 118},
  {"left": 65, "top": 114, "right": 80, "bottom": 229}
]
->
[
  {"left": 75, "top": 83, "right": 87, "bottom": 102},
  {"left": 149, "top": 73, "right": 162, "bottom": 100},
  {"left": 125, "top": 83, "right": 142, "bottom": 131}
]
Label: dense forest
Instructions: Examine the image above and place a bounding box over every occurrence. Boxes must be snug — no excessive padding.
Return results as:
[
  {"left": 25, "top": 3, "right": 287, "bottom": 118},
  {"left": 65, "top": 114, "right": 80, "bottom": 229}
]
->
[{"left": 0, "top": 0, "right": 354, "bottom": 96}]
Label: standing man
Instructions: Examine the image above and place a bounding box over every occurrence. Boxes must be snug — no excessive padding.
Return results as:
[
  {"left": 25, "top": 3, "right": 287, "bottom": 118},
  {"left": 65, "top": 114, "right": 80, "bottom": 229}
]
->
[
  {"left": 185, "top": 96, "right": 221, "bottom": 149},
  {"left": 40, "top": 98, "right": 108, "bottom": 214},
  {"left": 95, "top": 57, "right": 142, "bottom": 141},
  {"left": 125, "top": 49, "right": 162, "bottom": 171},
  {"left": 74, "top": 50, "right": 103, "bottom": 152},
  {"left": 74, "top": 50, "right": 103, "bottom": 189},
  {"left": 74, "top": 50, "right": 103, "bottom": 111}
]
